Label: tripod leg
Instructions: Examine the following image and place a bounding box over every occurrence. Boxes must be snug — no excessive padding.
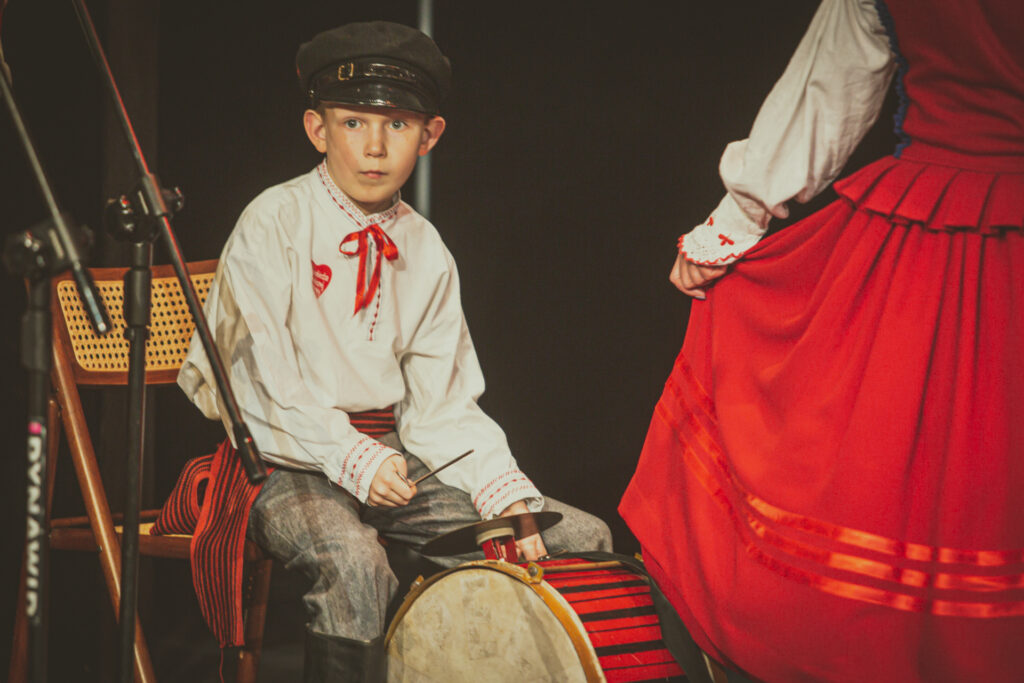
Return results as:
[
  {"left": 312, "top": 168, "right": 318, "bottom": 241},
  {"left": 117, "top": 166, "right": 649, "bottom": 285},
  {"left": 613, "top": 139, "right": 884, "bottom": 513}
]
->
[
  {"left": 9, "top": 384, "right": 63, "bottom": 683},
  {"left": 8, "top": 550, "right": 29, "bottom": 683}
]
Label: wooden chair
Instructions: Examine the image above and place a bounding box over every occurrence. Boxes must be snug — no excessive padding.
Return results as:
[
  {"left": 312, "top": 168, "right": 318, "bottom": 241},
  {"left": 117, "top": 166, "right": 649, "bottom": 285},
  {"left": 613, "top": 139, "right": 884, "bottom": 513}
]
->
[{"left": 8, "top": 260, "right": 272, "bottom": 683}]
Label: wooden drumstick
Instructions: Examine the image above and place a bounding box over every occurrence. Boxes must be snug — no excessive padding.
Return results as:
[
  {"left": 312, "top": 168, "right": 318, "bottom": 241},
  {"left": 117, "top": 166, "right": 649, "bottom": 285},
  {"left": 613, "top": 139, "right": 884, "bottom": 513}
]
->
[{"left": 399, "top": 449, "right": 476, "bottom": 487}]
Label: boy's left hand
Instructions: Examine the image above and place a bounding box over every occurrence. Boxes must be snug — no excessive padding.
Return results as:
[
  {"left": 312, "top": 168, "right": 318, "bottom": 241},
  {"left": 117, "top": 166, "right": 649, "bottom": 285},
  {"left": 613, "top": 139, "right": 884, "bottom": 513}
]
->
[{"left": 499, "top": 500, "right": 548, "bottom": 561}]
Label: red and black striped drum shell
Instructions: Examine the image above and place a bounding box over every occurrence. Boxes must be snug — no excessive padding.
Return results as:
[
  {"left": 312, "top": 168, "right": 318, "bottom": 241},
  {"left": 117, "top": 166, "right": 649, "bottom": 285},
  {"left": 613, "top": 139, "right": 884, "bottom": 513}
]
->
[{"left": 385, "top": 558, "right": 685, "bottom": 682}]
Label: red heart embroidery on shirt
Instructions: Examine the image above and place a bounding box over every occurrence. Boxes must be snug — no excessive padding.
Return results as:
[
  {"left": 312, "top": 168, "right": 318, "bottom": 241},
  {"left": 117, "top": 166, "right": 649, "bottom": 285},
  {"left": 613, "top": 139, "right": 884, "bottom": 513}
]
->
[{"left": 312, "top": 261, "right": 332, "bottom": 298}]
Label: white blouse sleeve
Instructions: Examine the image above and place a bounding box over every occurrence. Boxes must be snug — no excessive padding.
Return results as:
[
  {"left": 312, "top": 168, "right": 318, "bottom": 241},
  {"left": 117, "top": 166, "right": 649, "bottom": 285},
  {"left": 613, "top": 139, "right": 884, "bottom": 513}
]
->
[
  {"left": 680, "top": 0, "right": 896, "bottom": 265},
  {"left": 397, "top": 249, "right": 543, "bottom": 519},
  {"left": 178, "top": 208, "right": 400, "bottom": 503}
]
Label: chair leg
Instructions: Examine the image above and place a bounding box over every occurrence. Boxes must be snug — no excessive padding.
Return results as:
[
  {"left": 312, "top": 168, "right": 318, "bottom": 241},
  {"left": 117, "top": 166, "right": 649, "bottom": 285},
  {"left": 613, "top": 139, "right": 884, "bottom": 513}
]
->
[{"left": 236, "top": 557, "right": 273, "bottom": 683}]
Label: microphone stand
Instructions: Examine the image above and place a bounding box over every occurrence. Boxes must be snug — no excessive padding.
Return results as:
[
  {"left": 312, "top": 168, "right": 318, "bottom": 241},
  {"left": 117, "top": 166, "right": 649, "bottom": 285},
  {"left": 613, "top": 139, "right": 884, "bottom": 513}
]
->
[
  {"left": 1, "top": 65, "right": 111, "bottom": 683},
  {"left": 68, "top": 2, "right": 269, "bottom": 682}
]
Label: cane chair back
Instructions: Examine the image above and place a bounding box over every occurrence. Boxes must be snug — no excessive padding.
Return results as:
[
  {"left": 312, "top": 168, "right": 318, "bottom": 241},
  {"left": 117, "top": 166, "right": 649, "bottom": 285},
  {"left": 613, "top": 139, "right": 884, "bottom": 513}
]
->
[
  {"left": 8, "top": 260, "right": 271, "bottom": 683},
  {"left": 54, "top": 262, "right": 216, "bottom": 384}
]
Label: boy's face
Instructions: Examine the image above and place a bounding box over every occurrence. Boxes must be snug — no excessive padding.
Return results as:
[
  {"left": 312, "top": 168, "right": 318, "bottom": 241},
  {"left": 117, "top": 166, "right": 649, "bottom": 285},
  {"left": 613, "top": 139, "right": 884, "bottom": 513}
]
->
[{"left": 304, "top": 105, "right": 445, "bottom": 215}]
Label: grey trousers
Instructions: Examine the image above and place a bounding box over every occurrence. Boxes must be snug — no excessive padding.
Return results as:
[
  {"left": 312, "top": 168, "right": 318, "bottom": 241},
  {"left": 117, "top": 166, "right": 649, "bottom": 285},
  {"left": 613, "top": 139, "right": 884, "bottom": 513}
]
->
[{"left": 247, "top": 432, "right": 613, "bottom": 640}]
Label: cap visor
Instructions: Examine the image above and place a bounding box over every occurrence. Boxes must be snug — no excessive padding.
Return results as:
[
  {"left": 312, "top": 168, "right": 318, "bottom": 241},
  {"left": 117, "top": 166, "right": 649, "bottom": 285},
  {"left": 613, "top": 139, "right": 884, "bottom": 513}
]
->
[{"left": 317, "top": 82, "right": 434, "bottom": 115}]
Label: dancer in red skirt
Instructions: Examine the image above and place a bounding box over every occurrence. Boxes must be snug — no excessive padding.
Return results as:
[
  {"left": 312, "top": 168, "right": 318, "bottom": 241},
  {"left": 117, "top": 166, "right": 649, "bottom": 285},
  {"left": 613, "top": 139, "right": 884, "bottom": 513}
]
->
[{"left": 620, "top": 1, "right": 1024, "bottom": 681}]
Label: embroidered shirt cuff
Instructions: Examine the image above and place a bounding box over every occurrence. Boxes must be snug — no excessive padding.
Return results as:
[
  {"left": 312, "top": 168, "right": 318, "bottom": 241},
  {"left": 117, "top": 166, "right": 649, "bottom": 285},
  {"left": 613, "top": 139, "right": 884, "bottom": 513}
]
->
[
  {"left": 473, "top": 469, "right": 543, "bottom": 520},
  {"left": 679, "top": 194, "right": 766, "bottom": 266},
  {"left": 332, "top": 435, "right": 401, "bottom": 503}
]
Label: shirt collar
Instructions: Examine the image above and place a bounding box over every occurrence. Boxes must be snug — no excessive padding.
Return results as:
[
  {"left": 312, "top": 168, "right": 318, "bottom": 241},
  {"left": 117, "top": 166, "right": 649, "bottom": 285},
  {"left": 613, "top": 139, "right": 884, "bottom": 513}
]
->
[{"left": 316, "top": 159, "right": 401, "bottom": 228}]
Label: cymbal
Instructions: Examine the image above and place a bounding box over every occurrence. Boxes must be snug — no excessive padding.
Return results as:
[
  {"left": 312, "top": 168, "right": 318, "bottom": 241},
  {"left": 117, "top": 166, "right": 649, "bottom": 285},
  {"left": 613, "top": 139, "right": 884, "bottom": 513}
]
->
[{"left": 421, "top": 511, "right": 563, "bottom": 557}]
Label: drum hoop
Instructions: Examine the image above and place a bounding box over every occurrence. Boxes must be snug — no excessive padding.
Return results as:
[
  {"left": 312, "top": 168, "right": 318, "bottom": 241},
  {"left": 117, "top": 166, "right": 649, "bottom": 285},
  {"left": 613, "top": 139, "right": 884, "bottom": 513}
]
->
[{"left": 385, "top": 559, "right": 606, "bottom": 682}]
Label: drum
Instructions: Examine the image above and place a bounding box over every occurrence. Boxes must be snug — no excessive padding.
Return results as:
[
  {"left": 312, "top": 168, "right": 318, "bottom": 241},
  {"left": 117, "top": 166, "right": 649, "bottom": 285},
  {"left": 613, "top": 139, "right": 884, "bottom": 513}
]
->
[{"left": 385, "top": 557, "right": 686, "bottom": 682}]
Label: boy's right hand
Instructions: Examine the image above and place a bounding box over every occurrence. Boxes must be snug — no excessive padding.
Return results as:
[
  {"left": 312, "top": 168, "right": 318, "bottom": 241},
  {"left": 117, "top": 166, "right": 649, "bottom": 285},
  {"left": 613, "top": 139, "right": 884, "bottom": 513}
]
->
[{"left": 367, "top": 454, "right": 417, "bottom": 508}]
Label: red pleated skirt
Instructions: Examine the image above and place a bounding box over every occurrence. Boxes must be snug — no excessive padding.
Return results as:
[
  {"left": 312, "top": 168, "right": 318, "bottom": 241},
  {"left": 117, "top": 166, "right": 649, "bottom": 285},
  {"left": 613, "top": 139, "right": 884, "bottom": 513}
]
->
[{"left": 620, "top": 144, "right": 1024, "bottom": 683}]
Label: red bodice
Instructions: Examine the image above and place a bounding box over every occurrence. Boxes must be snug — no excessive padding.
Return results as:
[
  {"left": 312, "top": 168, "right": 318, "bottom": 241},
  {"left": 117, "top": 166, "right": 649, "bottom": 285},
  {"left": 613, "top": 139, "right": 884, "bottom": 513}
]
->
[{"left": 883, "top": 0, "right": 1024, "bottom": 158}]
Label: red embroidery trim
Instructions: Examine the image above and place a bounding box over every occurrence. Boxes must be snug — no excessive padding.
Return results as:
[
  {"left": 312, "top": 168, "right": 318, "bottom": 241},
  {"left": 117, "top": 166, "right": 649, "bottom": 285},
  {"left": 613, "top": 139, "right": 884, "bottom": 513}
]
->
[
  {"left": 481, "top": 481, "right": 533, "bottom": 506},
  {"left": 678, "top": 244, "right": 745, "bottom": 266},
  {"left": 368, "top": 275, "right": 384, "bottom": 341},
  {"left": 339, "top": 436, "right": 373, "bottom": 485},
  {"left": 480, "top": 484, "right": 539, "bottom": 519},
  {"left": 353, "top": 444, "right": 390, "bottom": 498},
  {"left": 350, "top": 443, "right": 376, "bottom": 479},
  {"left": 349, "top": 446, "right": 375, "bottom": 495},
  {"left": 676, "top": 232, "right": 743, "bottom": 262},
  {"left": 317, "top": 161, "right": 399, "bottom": 226},
  {"left": 473, "top": 470, "right": 522, "bottom": 507},
  {"left": 477, "top": 477, "right": 533, "bottom": 515}
]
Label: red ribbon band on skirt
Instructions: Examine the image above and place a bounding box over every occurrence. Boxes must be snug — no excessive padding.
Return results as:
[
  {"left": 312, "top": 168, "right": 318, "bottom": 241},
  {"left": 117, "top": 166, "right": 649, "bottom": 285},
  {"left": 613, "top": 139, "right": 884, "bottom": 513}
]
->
[{"left": 657, "top": 356, "right": 1024, "bottom": 618}]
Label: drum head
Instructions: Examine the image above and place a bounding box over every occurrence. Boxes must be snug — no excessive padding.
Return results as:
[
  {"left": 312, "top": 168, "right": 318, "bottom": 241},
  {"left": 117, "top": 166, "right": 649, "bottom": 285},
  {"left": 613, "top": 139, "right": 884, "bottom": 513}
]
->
[{"left": 386, "top": 564, "right": 594, "bottom": 682}]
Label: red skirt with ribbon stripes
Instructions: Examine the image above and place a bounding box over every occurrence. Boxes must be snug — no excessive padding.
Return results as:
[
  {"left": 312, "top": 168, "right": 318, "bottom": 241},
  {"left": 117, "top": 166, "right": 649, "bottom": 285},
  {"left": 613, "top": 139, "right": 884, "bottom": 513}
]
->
[{"left": 620, "top": 144, "right": 1024, "bottom": 683}]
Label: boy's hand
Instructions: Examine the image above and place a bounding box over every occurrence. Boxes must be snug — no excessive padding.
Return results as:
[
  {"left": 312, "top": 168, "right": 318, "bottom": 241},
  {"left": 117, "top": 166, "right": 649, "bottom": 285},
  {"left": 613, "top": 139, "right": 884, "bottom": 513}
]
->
[
  {"left": 499, "top": 500, "right": 548, "bottom": 561},
  {"left": 670, "top": 252, "right": 727, "bottom": 299},
  {"left": 367, "top": 454, "right": 416, "bottom": 508}
]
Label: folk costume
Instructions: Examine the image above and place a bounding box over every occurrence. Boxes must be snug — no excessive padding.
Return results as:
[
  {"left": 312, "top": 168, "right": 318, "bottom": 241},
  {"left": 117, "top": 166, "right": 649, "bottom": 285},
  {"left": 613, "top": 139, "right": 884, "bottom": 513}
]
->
[
  {"left": 168, "top": 20, "right": 613, "bottom": 679},
  {"left": 180, "top": 161, "right": 544, "bottom": 518},
  {"left": 620, "top": 0, "right": 1024, "bottom": 681},
  {"left": 178, "top": 160, "right": 612, "bottom": 647}
]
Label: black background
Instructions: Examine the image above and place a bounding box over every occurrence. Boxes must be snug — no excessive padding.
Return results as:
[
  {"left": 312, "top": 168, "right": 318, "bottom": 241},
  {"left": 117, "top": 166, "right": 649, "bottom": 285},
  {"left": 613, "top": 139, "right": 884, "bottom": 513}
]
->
[{"left": 0, "top": 1, "right": 897, "bottom": 679}]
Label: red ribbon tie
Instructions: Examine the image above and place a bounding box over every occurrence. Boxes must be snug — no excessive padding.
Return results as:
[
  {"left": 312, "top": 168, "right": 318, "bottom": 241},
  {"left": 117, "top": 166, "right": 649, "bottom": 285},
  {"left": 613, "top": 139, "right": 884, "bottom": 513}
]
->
[{"left": 339, "top": 223, "right": 399, "bottom": 314}]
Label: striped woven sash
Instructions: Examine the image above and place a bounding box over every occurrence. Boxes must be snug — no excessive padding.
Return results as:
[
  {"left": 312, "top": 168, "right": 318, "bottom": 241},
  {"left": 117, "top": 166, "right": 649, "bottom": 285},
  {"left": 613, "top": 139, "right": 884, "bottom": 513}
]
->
[{"left": 151, "top": 407, "right": 397, "bottom": 647}]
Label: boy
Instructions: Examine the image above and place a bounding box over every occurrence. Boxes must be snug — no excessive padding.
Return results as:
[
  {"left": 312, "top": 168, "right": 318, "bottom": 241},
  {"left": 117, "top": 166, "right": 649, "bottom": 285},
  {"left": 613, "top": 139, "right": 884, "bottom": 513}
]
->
[{"left": 178, "top": 20, "right": 612, "bottom": 680}]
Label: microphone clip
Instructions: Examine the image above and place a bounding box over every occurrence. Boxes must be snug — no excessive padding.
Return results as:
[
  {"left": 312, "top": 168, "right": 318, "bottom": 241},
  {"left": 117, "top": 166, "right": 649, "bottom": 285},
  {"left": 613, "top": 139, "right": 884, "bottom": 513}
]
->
[
  {"left": 3, "top": 213, "right": 94, "bottom": 280},
  {"left": 104, "top": 172, "right": 184, "bottom": 243}
]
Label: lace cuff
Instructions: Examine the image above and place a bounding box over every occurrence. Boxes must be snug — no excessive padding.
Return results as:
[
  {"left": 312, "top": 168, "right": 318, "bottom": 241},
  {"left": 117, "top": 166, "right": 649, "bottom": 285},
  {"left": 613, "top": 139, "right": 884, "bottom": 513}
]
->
[{"left": 679, "top": 194, "right": 766, "bottom": 266}]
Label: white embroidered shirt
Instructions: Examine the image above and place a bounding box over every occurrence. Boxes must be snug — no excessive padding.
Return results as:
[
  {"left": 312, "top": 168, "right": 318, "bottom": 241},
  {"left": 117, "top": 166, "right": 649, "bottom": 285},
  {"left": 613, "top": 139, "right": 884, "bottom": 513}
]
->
[
  {"left": 681, "top": 0, "right": 898, "bottom": 265},
  {"left": 178, "top": 162, "right": 543, "bottom": 518}
]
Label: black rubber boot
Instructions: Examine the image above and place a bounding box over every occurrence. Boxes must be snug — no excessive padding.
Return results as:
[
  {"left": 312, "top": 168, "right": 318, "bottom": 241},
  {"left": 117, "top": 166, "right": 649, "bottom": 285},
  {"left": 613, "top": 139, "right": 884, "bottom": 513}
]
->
[{"left": 303, "top": 626, "right": 387, "bottom": 683}]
